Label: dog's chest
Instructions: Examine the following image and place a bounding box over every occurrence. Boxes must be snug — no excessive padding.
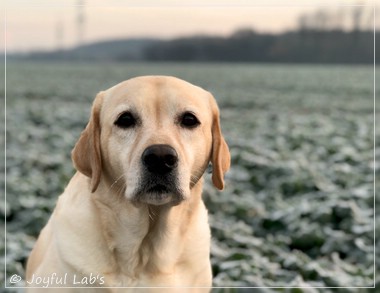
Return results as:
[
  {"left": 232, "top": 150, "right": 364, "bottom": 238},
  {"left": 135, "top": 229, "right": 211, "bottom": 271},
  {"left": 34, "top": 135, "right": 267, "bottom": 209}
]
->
[{"left": 113, "top": 219, "right": 183, "bottom": 273}]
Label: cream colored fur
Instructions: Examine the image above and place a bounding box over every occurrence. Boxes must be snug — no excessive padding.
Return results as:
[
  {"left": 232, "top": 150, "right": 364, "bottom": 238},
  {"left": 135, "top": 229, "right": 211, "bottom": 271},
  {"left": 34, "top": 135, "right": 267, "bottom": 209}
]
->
[{"left": 26, "top": 76, "right": 230, "bottom": 292}]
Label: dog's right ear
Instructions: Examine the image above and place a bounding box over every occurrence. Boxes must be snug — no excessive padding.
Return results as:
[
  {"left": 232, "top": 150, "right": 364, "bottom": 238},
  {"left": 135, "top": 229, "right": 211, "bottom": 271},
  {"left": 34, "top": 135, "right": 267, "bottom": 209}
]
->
[{"left": 72, "top": 91, "right": 104, "bottom": 193}]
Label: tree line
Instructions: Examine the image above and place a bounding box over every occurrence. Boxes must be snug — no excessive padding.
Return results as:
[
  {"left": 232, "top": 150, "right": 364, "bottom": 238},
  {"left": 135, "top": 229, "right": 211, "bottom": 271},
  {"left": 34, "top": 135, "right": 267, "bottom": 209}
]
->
[
  {"left": 141, "top": 7, "right": 376, "bottom": 64},
  {"left": 141, "top": 29, "right": 375, "bottom": 64}
]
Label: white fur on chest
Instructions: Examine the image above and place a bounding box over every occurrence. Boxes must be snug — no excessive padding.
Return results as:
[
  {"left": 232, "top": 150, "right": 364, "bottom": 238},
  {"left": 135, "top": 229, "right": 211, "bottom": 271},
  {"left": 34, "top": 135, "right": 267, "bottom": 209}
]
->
[{"left": 52, "top": 174, "right": 212, "bottom": 288}]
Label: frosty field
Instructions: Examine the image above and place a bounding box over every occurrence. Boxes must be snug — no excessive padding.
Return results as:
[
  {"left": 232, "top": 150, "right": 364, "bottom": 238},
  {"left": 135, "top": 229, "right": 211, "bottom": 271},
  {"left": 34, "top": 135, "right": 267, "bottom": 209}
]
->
[{"left": 1, "top": 62, "right": 378, "bottom": 292}]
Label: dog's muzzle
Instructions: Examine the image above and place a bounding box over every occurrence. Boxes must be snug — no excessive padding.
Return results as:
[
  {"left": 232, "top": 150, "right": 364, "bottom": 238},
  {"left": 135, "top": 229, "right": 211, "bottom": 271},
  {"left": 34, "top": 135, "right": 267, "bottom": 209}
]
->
[{"left": 135, "top": 144, "right": 184, "bottom": 206}]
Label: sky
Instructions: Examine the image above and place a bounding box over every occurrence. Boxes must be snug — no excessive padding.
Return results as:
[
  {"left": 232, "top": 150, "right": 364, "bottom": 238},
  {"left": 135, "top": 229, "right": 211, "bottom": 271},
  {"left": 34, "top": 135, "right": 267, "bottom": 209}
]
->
[{"left": 3, "top": 0, "right": 377, "bottom": 53}]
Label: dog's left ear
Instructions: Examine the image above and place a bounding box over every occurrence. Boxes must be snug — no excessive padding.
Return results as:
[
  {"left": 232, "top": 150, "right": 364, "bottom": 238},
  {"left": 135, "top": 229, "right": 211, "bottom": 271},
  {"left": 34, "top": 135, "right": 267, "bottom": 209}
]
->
[
  {"left": 210, "top": 95, "right": 231, "bottom": 190},
  {"left": 72, "top": 91, "right": 104, "bottom": 193}
]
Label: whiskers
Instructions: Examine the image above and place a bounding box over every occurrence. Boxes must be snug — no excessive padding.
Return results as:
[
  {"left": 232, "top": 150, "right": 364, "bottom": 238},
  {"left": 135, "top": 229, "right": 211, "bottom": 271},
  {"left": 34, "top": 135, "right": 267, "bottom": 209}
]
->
[
  {"left": 148, "top": 206, "right": 158, "bottom": 222},
  {"left": 108, "top": 173, "right": 127, "bottom": 198},
  {"left": 190, "top": 168, "right": 206, "bottom": 188}
]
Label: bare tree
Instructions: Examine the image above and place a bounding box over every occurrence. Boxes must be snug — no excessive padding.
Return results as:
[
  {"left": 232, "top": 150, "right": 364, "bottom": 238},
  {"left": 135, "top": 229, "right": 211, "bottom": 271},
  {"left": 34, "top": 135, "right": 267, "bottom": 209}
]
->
[
  {"left": 363, "top": 6, "right": 374, "bottom": 31},
  {"left": 351, "top": 6, "right": 364, "bottom": 32},
  {"left": 298, "top": 14, "right": 309, "bottom": 32},
  {"left": 332, "top": 9, "right": 344, "bottom": 31},
  {"left": 314, "top": 9, "right": 329, "bottom": 31}
]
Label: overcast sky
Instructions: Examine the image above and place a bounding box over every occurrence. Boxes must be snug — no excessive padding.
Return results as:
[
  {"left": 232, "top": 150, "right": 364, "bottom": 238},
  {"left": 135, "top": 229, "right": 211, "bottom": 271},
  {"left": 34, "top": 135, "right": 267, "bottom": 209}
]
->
[{"left": 3, "top": 0, "right": 377, "bottom": 53}]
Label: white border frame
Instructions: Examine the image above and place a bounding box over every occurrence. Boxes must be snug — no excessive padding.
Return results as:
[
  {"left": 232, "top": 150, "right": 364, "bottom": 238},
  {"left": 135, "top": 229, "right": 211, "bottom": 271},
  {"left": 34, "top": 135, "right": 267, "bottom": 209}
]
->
[{"left": 3, "top": 0, "right": 377, "bottom": 290}]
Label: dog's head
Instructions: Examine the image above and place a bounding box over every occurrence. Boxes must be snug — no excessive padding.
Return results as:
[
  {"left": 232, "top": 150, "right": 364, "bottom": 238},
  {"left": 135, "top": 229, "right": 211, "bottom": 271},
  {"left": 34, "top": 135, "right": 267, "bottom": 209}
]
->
[{"left": 72, "top": 76, "right": 230, "bottom": 206}]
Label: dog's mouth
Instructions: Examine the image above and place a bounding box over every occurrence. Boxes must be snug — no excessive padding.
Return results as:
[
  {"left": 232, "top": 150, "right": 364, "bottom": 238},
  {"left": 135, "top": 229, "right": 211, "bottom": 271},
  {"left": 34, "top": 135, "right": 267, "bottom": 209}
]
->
[
  {"left": 147, "top": 184, "right": 170, "bottom": 194},
  {"left": 133, "top": 180, "right": 185, "bottom": 206}
]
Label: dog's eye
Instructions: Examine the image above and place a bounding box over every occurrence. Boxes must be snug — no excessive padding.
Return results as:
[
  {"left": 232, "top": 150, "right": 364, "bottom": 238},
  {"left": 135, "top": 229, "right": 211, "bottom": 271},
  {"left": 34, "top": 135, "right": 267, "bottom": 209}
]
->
[
  {"left": 115, "top": 112, "right": 137, "bottom": 128},
  {"left": 180, "top": 112, "right": 200, "bottom": 129}
]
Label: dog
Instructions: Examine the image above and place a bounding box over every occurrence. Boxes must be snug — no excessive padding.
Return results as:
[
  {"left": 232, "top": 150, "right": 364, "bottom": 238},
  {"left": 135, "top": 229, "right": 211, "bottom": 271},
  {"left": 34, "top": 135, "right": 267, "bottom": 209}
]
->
[{"left": 26, "top": 76, "right": 230, "bottom": 292}]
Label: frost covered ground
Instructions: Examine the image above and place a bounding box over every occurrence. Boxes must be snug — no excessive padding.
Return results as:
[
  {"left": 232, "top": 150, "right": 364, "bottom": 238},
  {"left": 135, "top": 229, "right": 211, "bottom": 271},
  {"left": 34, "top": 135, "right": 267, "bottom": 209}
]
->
[{"left": 1, "top": 62, "right": 378, "bottom": 292}]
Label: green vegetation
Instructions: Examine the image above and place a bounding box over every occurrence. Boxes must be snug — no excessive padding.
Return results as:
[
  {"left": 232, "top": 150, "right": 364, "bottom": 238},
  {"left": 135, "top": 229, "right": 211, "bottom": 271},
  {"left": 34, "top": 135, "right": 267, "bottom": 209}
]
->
[{"left": 1, "top": 62, "right": 378, "bottom": 292}]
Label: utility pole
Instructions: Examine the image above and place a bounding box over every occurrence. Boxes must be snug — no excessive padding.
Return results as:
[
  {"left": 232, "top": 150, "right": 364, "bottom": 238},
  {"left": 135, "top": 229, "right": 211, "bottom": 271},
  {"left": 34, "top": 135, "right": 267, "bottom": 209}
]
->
[
  {"left": 55, "top": 19, "right": 64, "bottom": 50},
  {"left": 76, "top": 0, "right": 85, "bottom": 46}
]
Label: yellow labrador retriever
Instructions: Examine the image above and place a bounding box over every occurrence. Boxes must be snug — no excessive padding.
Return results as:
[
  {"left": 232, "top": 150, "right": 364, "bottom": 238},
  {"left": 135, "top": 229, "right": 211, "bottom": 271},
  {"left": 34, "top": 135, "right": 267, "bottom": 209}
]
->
[{"left": 26, "top": 76, "right": 230, "bottom": 291}]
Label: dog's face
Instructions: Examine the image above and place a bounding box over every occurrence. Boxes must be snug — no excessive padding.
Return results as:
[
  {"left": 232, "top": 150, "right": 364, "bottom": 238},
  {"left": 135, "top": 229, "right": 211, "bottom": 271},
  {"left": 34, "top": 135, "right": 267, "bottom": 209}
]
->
[{"left": 72, "top": 76, "right": 230, "bottom": 206}]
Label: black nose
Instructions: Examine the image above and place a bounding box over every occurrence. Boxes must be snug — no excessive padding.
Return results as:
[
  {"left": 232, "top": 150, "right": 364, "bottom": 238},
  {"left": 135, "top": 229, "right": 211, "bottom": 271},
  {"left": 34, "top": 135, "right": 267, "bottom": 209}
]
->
[{"left": 142, "top": 144, "right": 178, "bottom": 175}]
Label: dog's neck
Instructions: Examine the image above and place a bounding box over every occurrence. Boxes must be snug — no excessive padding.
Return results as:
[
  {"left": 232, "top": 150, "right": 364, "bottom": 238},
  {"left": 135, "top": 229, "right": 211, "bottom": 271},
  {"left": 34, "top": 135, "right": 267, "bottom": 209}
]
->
[
  {"left": 147, "top": 204, "right": 163, "bottom": 228},
  {"left": 91, "top": 179, "right": 205, "bottom": 281}
]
